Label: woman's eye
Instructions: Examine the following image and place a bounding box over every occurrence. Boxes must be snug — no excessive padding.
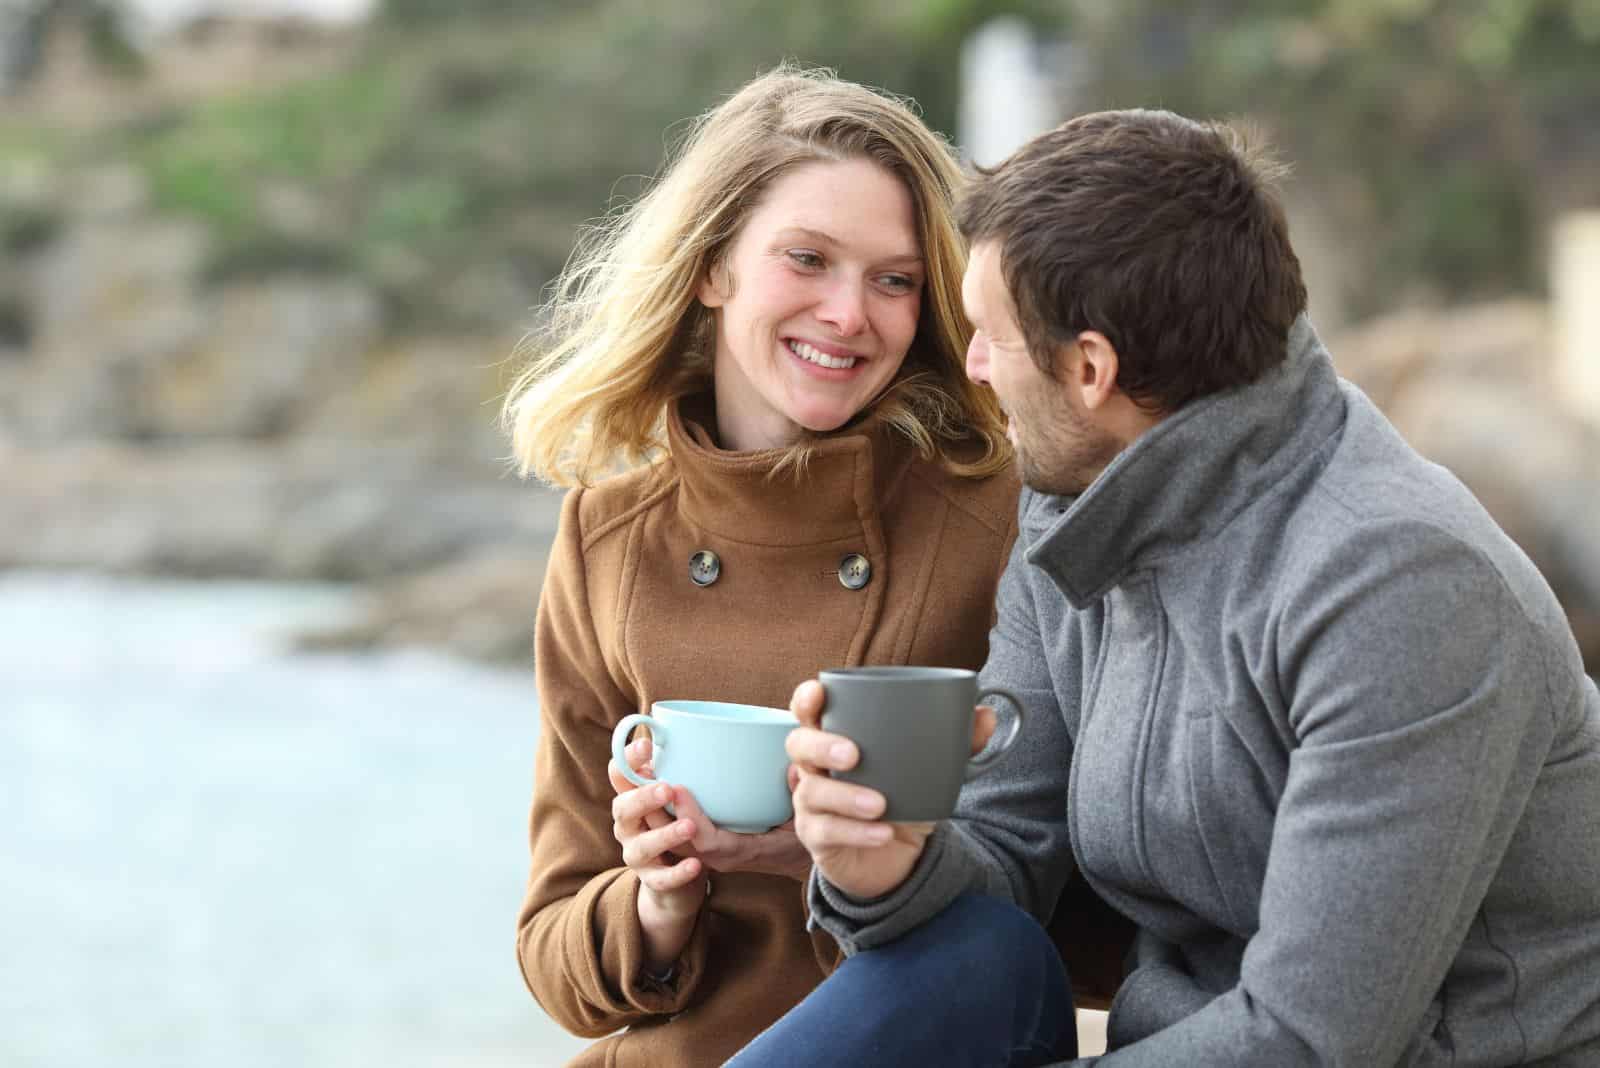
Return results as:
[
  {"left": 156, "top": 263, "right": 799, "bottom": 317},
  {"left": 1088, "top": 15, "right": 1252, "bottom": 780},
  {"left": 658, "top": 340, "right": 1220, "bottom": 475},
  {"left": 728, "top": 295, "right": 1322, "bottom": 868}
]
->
[
  {"left": 877, "top": 274, "right": 917, "bottom": 293},
  {"left": 787, "top": 250, "right": 824, "bottom": 269}
]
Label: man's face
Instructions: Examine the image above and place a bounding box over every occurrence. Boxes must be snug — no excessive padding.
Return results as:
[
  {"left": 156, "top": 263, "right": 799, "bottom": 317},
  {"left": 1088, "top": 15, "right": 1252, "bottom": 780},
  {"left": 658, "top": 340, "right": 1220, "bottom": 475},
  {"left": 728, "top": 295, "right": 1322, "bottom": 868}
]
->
[{"left": 961, "top": 241, "right": 1120, "bottom": 496}]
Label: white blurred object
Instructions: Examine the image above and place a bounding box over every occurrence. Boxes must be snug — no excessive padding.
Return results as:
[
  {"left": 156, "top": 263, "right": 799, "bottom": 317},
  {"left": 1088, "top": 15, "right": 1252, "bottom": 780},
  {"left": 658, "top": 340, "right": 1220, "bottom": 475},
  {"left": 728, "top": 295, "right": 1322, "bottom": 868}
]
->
[
  {"left": 1076, "top": 1009, "right": 1108, "bottom": 1056},
  {"left": 960, "top": 16, "right": 1060, "bottom": 167},
  {"left": 1552, "top": 212, "right": 1600, "bottom": 428},
  {"left": 125, "top": 0, "right": 376, "bottom": 35}
]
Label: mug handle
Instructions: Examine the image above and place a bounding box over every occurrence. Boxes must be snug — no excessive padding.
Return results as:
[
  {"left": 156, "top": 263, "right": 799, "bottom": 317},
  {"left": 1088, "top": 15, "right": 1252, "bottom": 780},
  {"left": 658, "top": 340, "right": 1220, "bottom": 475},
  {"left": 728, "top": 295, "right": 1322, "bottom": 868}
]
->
[
  {"left": 964, "top": 686, "right": 1025, "bottom": 779},
  {"left": 611, "top": 713, "right": 665, "bottom": 789}
]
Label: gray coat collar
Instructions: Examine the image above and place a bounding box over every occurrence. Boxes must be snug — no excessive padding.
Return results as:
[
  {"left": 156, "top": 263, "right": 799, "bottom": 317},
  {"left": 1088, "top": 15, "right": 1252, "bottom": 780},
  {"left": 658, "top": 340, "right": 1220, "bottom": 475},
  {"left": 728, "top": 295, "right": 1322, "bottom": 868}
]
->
[{"left": 1024, "top": 315, "right": 1348, "bottom": 608}]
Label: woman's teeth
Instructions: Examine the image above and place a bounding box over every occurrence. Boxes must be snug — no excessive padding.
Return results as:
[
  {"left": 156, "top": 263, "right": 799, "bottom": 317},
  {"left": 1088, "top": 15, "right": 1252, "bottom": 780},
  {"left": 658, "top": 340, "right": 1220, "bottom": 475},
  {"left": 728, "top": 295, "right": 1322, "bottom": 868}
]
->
[{"left": 787, "top": 340, "right": 857, "bottom": 370}]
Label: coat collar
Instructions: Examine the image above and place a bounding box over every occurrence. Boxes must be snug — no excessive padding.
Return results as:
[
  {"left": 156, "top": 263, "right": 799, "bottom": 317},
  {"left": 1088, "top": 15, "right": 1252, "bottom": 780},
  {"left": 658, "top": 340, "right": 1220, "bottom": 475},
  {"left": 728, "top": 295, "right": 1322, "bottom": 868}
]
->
[
  {"left": 666, "top": 396, "right": 917, "bottom": 545},
  {"left": 1024, "top": 315, "right": 1349, "bottom": 608}
]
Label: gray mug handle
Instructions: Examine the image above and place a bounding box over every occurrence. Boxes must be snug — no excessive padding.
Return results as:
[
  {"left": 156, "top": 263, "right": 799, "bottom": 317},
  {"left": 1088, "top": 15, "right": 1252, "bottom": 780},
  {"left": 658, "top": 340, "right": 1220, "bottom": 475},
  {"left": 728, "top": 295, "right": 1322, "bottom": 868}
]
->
[
  {"left": 611, "top": 713, "right": 664, "bottom": 788},
  {"left": 964, "top": 686, "right": 1025, "bottom": 779}
]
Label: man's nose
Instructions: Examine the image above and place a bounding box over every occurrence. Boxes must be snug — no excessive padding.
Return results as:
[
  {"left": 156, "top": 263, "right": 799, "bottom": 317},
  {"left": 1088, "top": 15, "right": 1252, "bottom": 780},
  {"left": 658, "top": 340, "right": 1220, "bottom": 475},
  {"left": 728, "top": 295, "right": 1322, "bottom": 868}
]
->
[{"left": 965, "top": 335, "right": 990, "bottom": 384}]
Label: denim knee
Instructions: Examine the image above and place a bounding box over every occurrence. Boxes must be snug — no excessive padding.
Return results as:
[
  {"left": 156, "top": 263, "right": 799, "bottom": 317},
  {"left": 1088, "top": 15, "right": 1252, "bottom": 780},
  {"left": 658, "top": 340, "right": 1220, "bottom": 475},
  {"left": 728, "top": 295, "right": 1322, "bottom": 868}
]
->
[
  {"left": 724, "top": 894, "right": 1075, "bottom": 1068},
  {"left": 848, "top": 894, "right": 1076, "bottom": 1063},
  {"left": 913, "top": 894, "right": 1065, "bottom": 981}
]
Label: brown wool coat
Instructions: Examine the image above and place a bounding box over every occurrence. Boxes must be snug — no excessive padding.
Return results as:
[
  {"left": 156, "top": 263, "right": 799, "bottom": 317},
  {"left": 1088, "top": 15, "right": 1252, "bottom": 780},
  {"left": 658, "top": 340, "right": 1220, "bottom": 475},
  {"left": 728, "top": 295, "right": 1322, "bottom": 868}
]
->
[{"left": 515, "top": 400, "right": 1021, "bottom": 1067}]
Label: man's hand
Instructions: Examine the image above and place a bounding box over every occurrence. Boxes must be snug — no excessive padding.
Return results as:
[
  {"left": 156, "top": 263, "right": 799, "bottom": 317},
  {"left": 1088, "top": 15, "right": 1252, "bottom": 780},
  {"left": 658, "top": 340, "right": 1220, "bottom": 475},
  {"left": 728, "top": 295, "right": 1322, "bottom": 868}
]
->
[{"left": 785, "top": 679, "right": 997, "bottom": 900}]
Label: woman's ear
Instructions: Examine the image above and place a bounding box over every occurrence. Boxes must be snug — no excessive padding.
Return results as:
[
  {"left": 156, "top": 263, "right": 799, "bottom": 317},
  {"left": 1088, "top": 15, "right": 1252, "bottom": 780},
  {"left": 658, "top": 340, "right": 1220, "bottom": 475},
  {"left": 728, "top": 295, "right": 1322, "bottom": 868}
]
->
[{"left": 697, "top": 257, "right": 730, "bottom": 309}]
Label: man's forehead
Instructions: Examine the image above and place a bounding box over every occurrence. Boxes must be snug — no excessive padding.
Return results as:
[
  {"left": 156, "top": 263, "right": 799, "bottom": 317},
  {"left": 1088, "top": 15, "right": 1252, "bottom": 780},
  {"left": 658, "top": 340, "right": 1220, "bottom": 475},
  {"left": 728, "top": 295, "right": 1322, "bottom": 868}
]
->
[
  {"left": 964, "top": 237, "right": 995, "bottom": 282},
  {"left": 961, "top": 259, "right": 982, "bottom": 310},
  {"left": 965, "top": 241, "right": 1014, "bottom": 320}
]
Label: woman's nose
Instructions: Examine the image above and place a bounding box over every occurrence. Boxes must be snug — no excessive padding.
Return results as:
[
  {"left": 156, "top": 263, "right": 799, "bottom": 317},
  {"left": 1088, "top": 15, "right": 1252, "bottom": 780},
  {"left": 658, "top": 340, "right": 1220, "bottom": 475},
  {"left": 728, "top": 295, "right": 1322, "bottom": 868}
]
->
[{"left": 815, "top": 279, "right": 867, "bottom": 337}]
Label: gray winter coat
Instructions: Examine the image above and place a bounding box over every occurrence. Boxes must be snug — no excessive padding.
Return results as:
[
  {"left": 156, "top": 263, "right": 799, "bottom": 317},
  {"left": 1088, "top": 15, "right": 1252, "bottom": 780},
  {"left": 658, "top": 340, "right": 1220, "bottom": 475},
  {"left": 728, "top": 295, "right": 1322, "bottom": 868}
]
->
[{"left": 809, "top": 317, "right": 1600, "bottom": 1066}]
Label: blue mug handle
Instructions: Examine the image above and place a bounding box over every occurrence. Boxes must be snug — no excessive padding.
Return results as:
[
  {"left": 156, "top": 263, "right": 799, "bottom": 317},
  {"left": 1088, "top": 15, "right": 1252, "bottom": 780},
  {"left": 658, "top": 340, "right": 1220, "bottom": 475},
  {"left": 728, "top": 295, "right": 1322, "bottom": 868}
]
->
[
  {"left": 965, "top": 686, "right": 1025, "bottom": 778},
  {"left": 611, "top": 713, "right": 666, "bottom": 788}
]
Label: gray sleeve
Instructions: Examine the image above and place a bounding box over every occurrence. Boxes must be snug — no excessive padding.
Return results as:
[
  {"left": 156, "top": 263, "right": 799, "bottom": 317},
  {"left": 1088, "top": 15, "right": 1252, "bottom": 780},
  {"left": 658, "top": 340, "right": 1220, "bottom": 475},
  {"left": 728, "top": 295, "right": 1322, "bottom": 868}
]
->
[
  {"left": 808, "top": 519, "right": 1078, "bottom": 953},
  {"left": 1103, "top": 930, "right": 1217, "bottom": 1048},
  {"left": 1092, "top": 523, "right": 1563, "bottom": 1065}
]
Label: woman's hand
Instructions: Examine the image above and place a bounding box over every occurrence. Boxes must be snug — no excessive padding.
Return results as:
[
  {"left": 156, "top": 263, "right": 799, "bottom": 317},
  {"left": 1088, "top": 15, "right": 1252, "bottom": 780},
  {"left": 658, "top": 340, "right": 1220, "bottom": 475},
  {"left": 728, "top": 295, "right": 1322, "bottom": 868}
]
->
[
  {"left": 609, "top": 737, "right": 708, "bottom": 971},
  {"left": 614, "top": 736, "right": 812, "bottom": 884},
  {"left": 669, "top": 774, "right": 813, "bottom": 883}
]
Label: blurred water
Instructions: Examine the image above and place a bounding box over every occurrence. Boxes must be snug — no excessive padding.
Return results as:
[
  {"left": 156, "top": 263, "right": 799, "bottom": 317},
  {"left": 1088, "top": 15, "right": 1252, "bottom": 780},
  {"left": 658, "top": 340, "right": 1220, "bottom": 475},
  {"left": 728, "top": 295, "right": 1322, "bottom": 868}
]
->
[{"left": 0, "top": 572, "right": 591, "bottom": 1068}]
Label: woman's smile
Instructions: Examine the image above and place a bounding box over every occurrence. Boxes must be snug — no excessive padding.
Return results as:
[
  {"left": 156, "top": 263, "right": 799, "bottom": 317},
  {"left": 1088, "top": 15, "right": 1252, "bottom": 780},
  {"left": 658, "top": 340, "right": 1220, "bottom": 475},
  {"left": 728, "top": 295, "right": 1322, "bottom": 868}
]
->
[
  {"left": 784, "top": 337, "right": 865, "bottom": 374},
  {"left": 699, "top": 157, "right": 923, "bottom": 451}
]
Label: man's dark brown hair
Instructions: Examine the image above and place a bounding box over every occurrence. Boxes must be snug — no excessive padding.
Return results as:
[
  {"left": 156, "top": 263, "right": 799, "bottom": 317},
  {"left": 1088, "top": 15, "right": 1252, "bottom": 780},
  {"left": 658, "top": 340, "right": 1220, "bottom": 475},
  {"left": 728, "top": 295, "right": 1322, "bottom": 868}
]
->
[{"left": 958, "top": 109, "right": 1308, "bottom": 413}]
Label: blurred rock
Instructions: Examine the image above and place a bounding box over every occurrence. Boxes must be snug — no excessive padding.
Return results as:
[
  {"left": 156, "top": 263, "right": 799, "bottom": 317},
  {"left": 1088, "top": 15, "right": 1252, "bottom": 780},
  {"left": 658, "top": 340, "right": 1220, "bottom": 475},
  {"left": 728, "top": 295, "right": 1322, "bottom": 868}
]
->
[
  {"left": 1328, "top": 299, "right": 1553, "bottom": 410},
  {"left": 28, "top": 216, "right": 209, "bottom": 349},
  {"left": 3, "top": 215, "right": 211, "bottom": 441},
  {"left": 1331, "top": 302, "right": 1600, "bottom": 672},
  {"left": 257, "top": 180, "right": 332, "bottom": 238},
  {"left": 141, "top": 276, "right": 383, "bottom": 438},
  {"left": 71, "top": 164, "right": 151, "bottom": 221},
  {"left": 0, "top": 165, "right": 563, "bottom": 669},
  {"left": 9, "top": 248, "right": 388, "bottom": 445},
  {"left": 292, "top": 548, "right": 550, "bottom": 668},
  {"left": 301, "top": 335, "right": 513, "bottom": 464},
  {"left": 0, "top": 438, "right": 563, "bottom": 581},
  {"left": 437, "top": 262, "right": 533, "bottom": 328}
]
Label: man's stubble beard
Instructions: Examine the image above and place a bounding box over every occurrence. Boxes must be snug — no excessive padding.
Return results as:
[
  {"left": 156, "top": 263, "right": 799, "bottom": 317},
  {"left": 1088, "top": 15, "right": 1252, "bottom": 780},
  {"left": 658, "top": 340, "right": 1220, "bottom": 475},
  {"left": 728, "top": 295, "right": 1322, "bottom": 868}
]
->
[{"left": 1015, "top": 404, "right": 1122, "bottom": 498}]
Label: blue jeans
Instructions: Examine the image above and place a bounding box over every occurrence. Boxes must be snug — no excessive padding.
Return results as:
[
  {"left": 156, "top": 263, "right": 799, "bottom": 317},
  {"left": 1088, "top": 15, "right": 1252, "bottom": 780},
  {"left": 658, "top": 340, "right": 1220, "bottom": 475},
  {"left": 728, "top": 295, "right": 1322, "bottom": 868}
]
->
[{"left": 725, "top": 894, "right": 1076, "bottom": 1067}]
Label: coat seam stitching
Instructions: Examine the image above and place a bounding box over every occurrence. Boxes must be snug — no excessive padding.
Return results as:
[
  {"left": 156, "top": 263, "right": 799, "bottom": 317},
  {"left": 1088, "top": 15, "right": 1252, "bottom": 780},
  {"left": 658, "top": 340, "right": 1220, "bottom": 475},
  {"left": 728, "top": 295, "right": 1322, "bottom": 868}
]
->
[{"left": 899, "top": 493, "right": 950, "bottom": 662}]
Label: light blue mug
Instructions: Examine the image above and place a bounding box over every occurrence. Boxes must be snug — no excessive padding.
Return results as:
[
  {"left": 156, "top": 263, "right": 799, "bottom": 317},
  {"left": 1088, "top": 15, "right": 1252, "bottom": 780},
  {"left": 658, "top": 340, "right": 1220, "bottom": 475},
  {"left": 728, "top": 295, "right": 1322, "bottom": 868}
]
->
[{"left": 610, "top": 700, "right": 798, "bottom": 834}]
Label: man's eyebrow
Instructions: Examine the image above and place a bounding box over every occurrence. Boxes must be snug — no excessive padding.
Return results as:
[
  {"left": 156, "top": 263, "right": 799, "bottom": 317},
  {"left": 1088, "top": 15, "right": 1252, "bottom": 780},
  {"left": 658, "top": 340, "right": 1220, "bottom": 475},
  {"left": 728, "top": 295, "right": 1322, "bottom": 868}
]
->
[{"left": 777, "top": 227, "right": 923, "bottom": 266}]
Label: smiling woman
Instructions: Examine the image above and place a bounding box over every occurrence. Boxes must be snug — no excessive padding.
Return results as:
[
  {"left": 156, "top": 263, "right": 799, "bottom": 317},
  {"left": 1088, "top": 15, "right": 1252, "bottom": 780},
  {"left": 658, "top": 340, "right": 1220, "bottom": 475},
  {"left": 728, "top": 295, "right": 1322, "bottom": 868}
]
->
[
  {"left": 503, "top": 66, "right": 1008, "bottom": 486},
  {"left": 698, "top": 158, "right": 925, "bottom": 451},
  {"left": 496, "top": 65, "right": 1026, "bottom": 1068}
]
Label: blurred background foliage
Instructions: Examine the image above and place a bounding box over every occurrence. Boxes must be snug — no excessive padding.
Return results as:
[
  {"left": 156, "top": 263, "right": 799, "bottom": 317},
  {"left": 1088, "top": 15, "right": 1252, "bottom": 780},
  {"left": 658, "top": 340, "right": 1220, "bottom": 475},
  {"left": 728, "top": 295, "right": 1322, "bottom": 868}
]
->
[
  {"left": 5, "top": 0, "right": 1047, "bottom": 331},
  {"left": 1, "top": 0, "right": 1585, "bottom": 334},
  {"left": 5, "top": 0, "right": 1597, "bottom": 331},
  {"left": 1079, "top": 0, "right": 1600, "bottom": 313}
]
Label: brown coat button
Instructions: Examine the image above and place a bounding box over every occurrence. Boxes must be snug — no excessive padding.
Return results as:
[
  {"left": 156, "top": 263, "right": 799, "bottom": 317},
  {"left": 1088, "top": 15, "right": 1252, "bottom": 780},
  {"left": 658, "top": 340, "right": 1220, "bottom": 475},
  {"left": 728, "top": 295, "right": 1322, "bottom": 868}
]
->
[
  {"left": 838, "top": 553, "right": 871, "bottom": 590},
  {"left": 689, "top": 550, "right": 721, "bottom": 587}
]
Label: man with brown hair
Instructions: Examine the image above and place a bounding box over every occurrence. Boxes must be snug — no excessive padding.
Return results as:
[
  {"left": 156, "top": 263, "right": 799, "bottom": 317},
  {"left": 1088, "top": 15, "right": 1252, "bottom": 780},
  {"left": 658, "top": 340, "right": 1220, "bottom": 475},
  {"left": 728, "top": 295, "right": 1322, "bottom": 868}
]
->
[{"left": 727, "top": 109, "right": 1600, "bottom": 1066}]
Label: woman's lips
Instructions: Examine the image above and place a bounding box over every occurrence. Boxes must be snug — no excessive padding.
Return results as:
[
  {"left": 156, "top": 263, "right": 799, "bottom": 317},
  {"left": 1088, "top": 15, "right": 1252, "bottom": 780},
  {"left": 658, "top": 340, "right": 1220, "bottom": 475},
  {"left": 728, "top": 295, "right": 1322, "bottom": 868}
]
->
[
  {"left": 785, "top": 337, "right": 860, "bottom": 367},
  {"left": 785, "top": 338, "right": 863, "bottom": 374}
]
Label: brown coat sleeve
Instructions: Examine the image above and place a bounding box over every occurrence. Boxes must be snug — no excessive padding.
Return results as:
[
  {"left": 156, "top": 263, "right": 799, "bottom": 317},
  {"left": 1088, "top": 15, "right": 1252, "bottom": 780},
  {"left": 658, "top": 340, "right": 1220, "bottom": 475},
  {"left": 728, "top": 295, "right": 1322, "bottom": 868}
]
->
[{"left": 515, "top": 488, "right": 713, "bottom": 1036}]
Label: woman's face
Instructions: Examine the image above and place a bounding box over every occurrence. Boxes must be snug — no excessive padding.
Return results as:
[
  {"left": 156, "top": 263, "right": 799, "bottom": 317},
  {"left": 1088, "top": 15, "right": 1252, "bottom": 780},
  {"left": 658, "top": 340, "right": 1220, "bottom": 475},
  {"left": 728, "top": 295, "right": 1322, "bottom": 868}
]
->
[{"left": 699, "top": 158, "right": 925, "bottom": 451}]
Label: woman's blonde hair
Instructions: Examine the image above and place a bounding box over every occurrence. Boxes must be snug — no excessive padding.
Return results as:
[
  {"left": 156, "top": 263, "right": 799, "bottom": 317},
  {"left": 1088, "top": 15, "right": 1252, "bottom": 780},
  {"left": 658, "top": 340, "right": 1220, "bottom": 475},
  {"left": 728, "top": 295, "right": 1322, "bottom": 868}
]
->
[{"left": 503, "top": 64, "right": 1010, "bottom": 486}]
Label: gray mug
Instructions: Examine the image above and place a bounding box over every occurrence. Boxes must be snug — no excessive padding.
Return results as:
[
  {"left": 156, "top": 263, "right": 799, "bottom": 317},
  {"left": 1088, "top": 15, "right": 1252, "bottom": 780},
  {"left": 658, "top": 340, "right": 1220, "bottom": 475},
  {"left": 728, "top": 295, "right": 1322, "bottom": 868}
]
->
[{"left": 818, "top": 666, "right": 1024, "bottom": 822}]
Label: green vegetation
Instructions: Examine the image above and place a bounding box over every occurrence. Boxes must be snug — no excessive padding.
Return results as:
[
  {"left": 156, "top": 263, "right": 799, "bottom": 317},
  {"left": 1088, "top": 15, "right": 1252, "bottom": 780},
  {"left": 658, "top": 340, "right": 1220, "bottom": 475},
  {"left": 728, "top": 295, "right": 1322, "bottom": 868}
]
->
[
  {"left": 2, "top": 0, "right": 1595, "bottom": 328},
  {"left": 1074, "top": 0, "right": 1600, "bottom": 311},
  {"left": 1, "top": 1, "right": 1032, "bottom": 329}
]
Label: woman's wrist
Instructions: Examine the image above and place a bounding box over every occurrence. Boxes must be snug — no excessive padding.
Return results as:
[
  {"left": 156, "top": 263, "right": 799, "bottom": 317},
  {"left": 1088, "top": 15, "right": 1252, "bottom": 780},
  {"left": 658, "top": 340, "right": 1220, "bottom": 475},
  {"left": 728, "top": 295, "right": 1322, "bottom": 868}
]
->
[
  {"left": 764, "top": 832, "right": 814, "bottom": 882},
  {"left": 776, "top": 848, "right": 813, "bottom": 882},
  {"left": 638, "top": 875, "right": 708, "bottom": 972}
]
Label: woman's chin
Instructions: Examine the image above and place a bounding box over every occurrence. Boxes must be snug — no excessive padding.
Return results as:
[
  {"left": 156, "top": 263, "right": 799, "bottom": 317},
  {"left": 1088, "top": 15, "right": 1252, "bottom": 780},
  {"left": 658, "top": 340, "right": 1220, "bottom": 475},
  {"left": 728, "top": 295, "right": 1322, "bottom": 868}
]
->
[
  {"left": 785, "top": 391, "right": 873, "bottom": 434},
  {"left": 791, "top": 410, "right": 855, "bottom": 436}
]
